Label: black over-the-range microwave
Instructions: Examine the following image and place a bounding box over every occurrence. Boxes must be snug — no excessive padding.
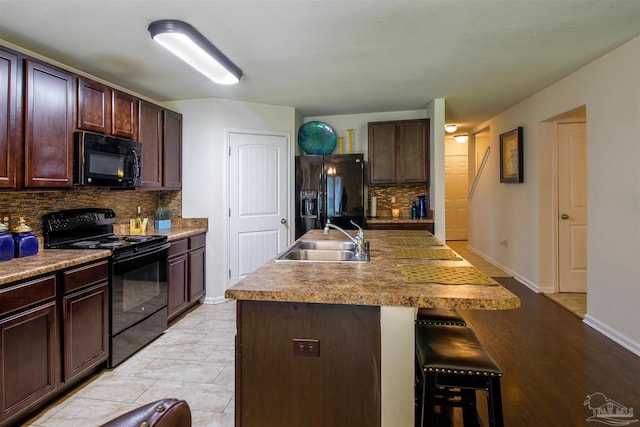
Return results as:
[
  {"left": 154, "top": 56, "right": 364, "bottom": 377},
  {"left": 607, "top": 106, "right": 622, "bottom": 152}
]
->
[{"left": 74, "top": 131, "right": 143, "bottom": 188}]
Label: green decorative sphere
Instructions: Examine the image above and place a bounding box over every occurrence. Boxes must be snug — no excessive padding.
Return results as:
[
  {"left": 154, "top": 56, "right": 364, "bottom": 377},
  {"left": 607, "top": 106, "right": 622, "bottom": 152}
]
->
[{"left": 298, "top": 121, "right": 337, "bottom": 155}]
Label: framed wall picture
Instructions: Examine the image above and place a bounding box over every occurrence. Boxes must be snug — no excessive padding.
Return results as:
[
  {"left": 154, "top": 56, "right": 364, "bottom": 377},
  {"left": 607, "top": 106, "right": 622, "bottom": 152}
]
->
[{"left": 500, "top": 127, "right": 523, "bottom": 183}]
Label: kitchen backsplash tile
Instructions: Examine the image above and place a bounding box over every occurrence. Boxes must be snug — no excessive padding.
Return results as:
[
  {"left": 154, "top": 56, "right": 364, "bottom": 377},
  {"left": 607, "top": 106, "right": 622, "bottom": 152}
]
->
[
  {"left": 369, "top": 184, "right": 429, "bottom": 218},
  {"left": 0, "top": 188, "right": 182, "bottom": 238}
]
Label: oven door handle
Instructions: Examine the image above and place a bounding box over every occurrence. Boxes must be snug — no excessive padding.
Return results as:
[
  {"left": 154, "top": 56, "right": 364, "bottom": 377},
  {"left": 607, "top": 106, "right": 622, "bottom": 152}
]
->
[{"left": 112, "top": 242, "right": 171, "bottom": 263}]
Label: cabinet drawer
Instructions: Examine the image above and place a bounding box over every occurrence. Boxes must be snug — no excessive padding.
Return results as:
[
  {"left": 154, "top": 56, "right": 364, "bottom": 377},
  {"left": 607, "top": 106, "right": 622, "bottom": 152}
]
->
[
  {"left": 168, "top": 238, "right": 189, "bottom": 257},
  {"left": 0, "top": 275, "right": 57, "bottom": 317},
  {"left": 189, "top": 233, "right": 206, "bottom": 250},
  {"left": 63, "top": 260, "right": 109, "bottom": 294}
]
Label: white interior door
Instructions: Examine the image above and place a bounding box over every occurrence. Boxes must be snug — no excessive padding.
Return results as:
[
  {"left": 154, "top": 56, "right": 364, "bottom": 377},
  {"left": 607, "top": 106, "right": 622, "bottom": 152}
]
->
[
  {"left": 229, "top": 130, "right": 289, "bottom": 288},
  {"left": 558, "top": 122, "right": 587, "bottom": 292},
  {"left": 445, "top": 154, "right": 468, "bottom": 240}
]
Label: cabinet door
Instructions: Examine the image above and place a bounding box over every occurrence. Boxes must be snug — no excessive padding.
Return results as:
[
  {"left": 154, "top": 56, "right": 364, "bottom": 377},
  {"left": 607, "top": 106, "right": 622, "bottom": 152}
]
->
[
  {"left": 398, "top": 120, "right": 429, "bottom": 184},
  {"left": 0, "top": 48, "right": 18, "bottom": 188},
  {"left": 189, "top": 246, "right": 206, "bottom": 301},
  {"left": 168, "top": 253, "right": 189, "bottom": 320},
  {"left": 139, "top": 101, "right": 163, "bottom": 188},
  {"left": 77, "top": 77, "right": 111, "bottom": 134},
  {"left": 0, "top": 301, "right": 58, "bottom": 425},
  {"left": 24, "top": 59, "right": 74, "bottom": 188},
  {"left": 163, "top": 110, "right": 182, "bottom": 189},
  {"left": 112, "top": 90, "right": 138, "bottom": 140},
  {"left": 368, "top": 122, "right": 396, "bottom": 185},
  {"left": 62, "top": 282, "right": 109, "bottom": 382}
]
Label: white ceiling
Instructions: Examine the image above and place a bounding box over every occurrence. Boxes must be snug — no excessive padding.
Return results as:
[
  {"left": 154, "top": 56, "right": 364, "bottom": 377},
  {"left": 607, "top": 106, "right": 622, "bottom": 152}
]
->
[{"left": 2, "top": 0, "right": 640, "bottom": 133}]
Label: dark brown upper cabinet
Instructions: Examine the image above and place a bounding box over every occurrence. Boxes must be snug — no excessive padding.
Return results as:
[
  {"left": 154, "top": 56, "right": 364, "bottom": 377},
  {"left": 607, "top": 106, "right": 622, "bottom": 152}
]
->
[
  {"left": 0, "top": 47, "right": 19, "bottom": 189},
  {"left": 139, "top": 101, "right": 182, "bottom": 189},
  {"left": 77, "top": 77, "right": 111, "bottom": 134},
  {"left": 163, "top": 109, "right": 182, "bottom": 189},
  {"left": 78, "top": 78, "right": 140, "bottom": 142},
  {"left": 368, "top": 119, "right": 429, "bottom": 186},
  {"left": 139, "top": 101, "right": 163, "bottom": 188},
  {"left": 24, "top": 59, "right": 74, "bottom": 188},
  {"left": 111, "top": 90, "right": 138, "bottom": 141}
]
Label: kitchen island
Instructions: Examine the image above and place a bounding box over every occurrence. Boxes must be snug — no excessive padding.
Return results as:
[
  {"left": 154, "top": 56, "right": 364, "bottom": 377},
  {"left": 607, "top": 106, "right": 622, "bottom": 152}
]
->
[{"left": 225, "top": 230, "right": 520, "bottom": 427}]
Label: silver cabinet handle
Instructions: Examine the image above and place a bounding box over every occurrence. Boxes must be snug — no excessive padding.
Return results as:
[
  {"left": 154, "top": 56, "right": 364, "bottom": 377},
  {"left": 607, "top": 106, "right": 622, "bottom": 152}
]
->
[{"left": 281, "top": 218, "right": 287, "bottom": 224}]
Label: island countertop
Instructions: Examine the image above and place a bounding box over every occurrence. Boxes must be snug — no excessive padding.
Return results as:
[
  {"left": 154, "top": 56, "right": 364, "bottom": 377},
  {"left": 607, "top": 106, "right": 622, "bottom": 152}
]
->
[{"left": 225, "top": 230, "right": 520, "bottom": 310}]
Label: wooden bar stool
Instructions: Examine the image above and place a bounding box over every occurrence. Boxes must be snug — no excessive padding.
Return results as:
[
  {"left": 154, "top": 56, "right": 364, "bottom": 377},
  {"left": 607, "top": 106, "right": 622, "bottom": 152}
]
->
[
  {"left": 415, "top": 324, "right": 504, "bottom": 427},
  {"left": 416, "top": 308, "right": 466, "bottom": 326}
]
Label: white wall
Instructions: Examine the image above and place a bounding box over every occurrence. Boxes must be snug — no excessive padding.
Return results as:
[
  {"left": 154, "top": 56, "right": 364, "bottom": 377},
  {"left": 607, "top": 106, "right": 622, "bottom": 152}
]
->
[
  {"left": 427, "top": 99, "right": 446, "bottom": 240},
  {"left": 163, "top": 98, "right": 297, "bottom": 303},
  {"left": 469, "top": 35, "right": 640, "bottom": 355}
]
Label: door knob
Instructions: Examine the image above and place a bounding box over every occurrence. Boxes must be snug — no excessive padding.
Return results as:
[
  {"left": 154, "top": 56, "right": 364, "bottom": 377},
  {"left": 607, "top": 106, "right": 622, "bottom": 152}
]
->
[
  {"left": 281, "top": 218, "right": 287, "bottom": 224},
  {"left": 561, "top": 213, "right": 570, "bottom": 220}
]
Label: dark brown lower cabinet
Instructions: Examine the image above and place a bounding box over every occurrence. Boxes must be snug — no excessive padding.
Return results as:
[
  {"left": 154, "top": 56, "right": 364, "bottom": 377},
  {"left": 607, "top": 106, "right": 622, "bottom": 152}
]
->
[
  {"left": 0, "top": 300, "right": 58, "bottom": 425},
  {"left": 236, "top": 300, "right": 381, "bottom": 427},
  {"left": 62, "top": 281, "right": 109, "bottom": 382},
  {"left": 168, "top": 241, "right": 189, "bottom": 319},
  {"left": 0, "top": 260, "right": 110, "bottom": 426},
  {"left": 188, "top": 244, "right": 205, "bottom": 301},
  {"left": 168, "top": 233, "right": 206, "bottom": 320}
]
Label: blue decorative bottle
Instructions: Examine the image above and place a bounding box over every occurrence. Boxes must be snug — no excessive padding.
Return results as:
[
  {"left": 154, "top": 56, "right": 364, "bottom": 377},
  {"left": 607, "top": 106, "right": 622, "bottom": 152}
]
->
[
  {"left": 13, "top": 217, "right": 39, "bottom": 258},
  {"left": 0, "top": 217, "right": 14, "bottom": 261},
  {"left": 417, "top": 195, "right": 428, "bottom": 219}
]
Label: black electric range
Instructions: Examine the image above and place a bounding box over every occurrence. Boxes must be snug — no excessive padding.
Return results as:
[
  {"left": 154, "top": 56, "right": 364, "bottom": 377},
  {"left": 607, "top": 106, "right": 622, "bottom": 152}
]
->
[{"left": 43, "top": 208, "right": 170, "bottom": 367}]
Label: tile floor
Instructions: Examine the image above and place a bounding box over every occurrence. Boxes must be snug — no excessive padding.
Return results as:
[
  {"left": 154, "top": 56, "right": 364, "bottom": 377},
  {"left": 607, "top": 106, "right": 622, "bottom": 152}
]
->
[
  {"left": 24, "top": 302, "right": 237, "bottom": 427},
  {"left": 544, "top": 292, "right": 587, "bottom": 318}
]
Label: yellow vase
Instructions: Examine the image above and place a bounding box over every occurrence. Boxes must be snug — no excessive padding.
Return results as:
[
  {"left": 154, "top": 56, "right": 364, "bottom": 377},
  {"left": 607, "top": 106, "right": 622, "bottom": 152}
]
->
[
  {"left": 347, "top": 129, "right": 354, "bottom": 153},
  {"left": 338, "top": 137, "right": 344, "bottom": 154}
]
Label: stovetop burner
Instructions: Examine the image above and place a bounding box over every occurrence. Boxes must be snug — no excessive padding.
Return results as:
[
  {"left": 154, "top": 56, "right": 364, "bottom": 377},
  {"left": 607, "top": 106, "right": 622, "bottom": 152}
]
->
[
  {"left": 43, "top": 208, "right": 168, "bottom": 253},
  {"left": 71, "top": 240, "right": 102, "bottom": 248}
]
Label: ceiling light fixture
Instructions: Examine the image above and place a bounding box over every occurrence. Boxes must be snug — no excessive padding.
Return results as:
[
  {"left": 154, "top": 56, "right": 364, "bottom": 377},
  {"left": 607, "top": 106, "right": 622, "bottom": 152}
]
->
[
  {"left": 148, "top": 19, "right": 243, "bottom": 85},
  {"left": 444, "top": 124, "right": 458, "bottom": 133},
  {"left": 454, "top": 135, "right": 469, "bottom": 143}
]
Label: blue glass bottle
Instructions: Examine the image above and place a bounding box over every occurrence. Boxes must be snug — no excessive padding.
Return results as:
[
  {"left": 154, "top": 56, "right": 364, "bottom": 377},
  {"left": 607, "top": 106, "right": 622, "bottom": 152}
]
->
[
  {"left": 411, "top": 201, "right": 418, "bottom": 219},
  {"left": 0, "top": 218, "right": 14, "bottom": 261},
  {"left": 418, "top": 195, "right": 428, "bottom": 219},
  {"left": 13, "top": 217, "right": 39, "bottom": 258}
]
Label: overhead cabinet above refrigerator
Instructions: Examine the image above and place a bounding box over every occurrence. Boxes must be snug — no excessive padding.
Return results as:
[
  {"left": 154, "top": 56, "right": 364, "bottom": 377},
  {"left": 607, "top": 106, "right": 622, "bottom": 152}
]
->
[{"left": 295, "top": 154, "right": 365, "bottom": 239}]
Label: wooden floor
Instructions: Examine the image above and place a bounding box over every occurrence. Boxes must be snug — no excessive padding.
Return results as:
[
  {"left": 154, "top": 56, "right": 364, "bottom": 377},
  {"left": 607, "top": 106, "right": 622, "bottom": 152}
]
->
[{"left": 447, "top": 277, "right": 640, "bottom": 426}]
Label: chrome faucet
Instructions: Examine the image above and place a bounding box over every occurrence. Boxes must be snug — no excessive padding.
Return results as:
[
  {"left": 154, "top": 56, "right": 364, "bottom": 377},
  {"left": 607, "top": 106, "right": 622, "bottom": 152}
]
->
[{"left": 323, "top": 220, "right": 369, "bottom": 259}]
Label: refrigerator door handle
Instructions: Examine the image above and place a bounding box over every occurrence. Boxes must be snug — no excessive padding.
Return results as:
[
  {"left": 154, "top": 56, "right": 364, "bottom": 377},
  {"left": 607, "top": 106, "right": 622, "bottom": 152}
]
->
[{"left": 318, "top": 171, "right": 327, "bottom": 228}]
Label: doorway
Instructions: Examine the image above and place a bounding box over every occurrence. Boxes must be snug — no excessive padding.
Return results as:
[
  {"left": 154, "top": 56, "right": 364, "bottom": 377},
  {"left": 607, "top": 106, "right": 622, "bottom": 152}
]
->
[
  {"left": 540, "top": 107, "right": 587, "bottom": 318},
  {"left": 227, "top": 129, "right": 290, "bottom": 288},
  {"left": 557, "top": 122, "right": 587, "bottom": 293},
  {"left": 444, "top": 136, "right": 469, "bottom": 240}
]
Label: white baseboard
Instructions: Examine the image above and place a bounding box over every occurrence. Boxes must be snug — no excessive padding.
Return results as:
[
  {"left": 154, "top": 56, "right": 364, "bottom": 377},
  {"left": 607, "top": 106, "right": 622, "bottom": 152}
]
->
[
  {"left": 583, "top": 314, "right": 640, "bottom": 357},
  {"left": 465, "top": 245, "right": 540, "bottom": 292},
  {"left": 203, "top": 295, "right": 233, "bottom": 305}
]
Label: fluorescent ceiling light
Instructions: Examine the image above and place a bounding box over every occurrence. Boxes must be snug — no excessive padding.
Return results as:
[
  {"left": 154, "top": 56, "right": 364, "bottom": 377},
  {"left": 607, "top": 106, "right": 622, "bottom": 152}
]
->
[
  {"left": 148, "top": 19, "right": 242, "bottom": 85},
  {"left": 444, "top": 124, "right": 458, "bottom": 133},
  {"left": 454, "top": 134, "right": 469, "bottom": 143}
]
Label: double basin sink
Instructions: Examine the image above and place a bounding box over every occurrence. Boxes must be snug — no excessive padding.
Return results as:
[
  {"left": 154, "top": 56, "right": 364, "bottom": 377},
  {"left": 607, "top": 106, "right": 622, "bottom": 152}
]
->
[{"left": 275, "top": 240, "right": 369, "bottom": 263}]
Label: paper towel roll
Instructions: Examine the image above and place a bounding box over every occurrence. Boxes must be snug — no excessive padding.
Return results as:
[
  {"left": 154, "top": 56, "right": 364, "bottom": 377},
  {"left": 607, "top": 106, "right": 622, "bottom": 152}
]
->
[{"left": 370, "top": 196, "right": 377, "bottom": 217}]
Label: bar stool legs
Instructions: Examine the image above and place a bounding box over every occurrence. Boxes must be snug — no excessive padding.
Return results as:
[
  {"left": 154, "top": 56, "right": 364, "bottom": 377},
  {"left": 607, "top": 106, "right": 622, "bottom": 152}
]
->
[{"left": 416, "top": 325, "right": 504, "bottom": 427}]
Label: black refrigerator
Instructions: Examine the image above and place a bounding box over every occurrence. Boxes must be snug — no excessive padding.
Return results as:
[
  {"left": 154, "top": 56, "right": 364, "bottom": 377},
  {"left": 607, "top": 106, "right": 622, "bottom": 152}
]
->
[{"left": 295, "top": 154, "right": 365, "bottom": 239}]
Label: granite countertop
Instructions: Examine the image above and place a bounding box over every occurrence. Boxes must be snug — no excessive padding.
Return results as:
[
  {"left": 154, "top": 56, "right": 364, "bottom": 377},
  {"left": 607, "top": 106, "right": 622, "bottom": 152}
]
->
[
  {"left": 225, "top": 230, "right": 520, "bottom": 310},
  {"left": 0, "top": 226, "right": 208, "bottom": 286}
]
